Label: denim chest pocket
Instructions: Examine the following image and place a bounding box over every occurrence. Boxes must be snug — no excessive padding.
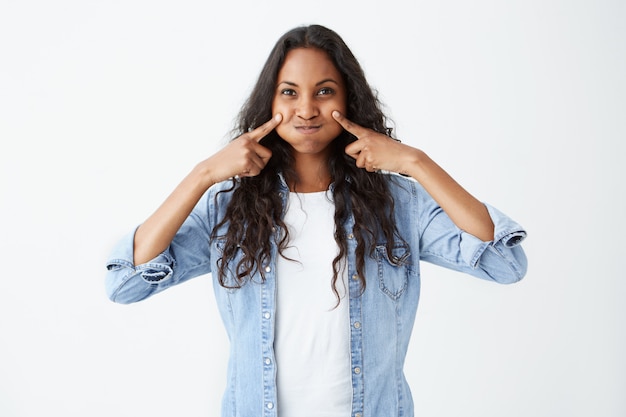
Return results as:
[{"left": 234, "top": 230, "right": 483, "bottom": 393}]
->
[{"left": 375, "top": 242, "right": 411, "bottom": 301}]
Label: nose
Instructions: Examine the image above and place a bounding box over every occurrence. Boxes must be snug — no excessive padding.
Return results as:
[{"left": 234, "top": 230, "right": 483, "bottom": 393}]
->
[{"left": 295, "top": 96, "right": 319, "bottom": 120}]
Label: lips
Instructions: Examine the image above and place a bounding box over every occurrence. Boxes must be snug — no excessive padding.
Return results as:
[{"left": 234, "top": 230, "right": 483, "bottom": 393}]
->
[{"left": 295, "top": 124, "right": 321, "bottom": 133}]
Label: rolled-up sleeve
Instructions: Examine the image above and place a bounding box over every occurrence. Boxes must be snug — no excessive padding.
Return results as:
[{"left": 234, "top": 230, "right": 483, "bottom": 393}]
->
[
  {"left": 417, "top": 188, "right": 527, "bottom": 284},
  {"left": 105, "top": 192, "right": 214, "bottom": 304},
  {"left": 457, "top": 204, "right": 527, "bottom": 283}
]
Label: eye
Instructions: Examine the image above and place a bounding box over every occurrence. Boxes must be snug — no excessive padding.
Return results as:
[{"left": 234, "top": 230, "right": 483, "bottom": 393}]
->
[
  {"left": 280, "top": 88, "right": 296, "bottom": 96},
  {"left": 318, "top": 87, "right": 334, "bottom": 96}
]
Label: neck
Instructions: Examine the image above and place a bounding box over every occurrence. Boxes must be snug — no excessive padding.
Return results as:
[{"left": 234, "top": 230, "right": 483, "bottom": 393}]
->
[{"left": 289, "top": 154, "right": 331, "bottom": 193}]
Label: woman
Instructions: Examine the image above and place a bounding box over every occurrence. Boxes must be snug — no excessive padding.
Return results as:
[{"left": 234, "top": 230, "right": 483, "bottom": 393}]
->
[{"left": 106, "top": 24, "right": 527, "bottom": 417}]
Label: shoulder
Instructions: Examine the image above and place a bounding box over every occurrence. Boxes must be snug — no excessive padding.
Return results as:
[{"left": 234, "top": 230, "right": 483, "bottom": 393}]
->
[
  {"left": 380, "top": 172, "right": 438, "bottom": 215},
  {"left": 206, "top": 179, "right": 238, "bottom": 199},
  {"left": 381, "top": 172, "right": 419, "bottom": 198},
  {"left": 201, "top": 179, "right": 239, "bottom": 217}
]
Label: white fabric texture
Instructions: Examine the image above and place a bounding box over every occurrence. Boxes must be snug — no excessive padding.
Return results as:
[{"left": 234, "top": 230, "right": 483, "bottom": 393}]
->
[{"left": 275, "top": 191, "right": 352, "bottom": 417}]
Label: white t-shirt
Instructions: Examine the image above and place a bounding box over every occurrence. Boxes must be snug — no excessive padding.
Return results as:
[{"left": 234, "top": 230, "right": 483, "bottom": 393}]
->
[{"left": 275, "top": 191, "right": 352, "bottom": 417}]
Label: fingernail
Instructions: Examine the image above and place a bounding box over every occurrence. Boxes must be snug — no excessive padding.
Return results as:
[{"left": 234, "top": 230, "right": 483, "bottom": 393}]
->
[
  {"left": 332, "top": 111, "right": 340, "bottom": 118},
  {"left": 274, "top": 113, "right": 282, "bottom": 121}
]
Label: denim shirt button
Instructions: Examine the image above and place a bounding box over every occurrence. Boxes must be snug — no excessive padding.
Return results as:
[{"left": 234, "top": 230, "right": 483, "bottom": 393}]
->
[
  {"left": 354, "top": 367, "right": 361, "bottom": 374},
  {"left": 355, "top": 413, "right": 362, "bottom": 417},
  {"left": 353, "top": 321, "right": 361, "bottom": 329},
  {"left": 264, "top": 357, "right": 271, "bottom": 365},
  {"left": 266, "top": 402, "right": 274, "bottom": 409},
  {"left": 347, "top": 233, "right": 354, "bottom": 239},
  {"left": 351, "top": 274, "right": 359, "bottom": 281},
  {"left": 265, "top": 266, "right": 271, "bottom": 273},
  {"left": 263, "top": 312, "right": 271, "bottom": 319}
]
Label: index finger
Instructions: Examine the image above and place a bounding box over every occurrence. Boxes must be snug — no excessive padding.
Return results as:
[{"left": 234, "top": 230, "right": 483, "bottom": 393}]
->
[
  {"left": 249, "top": 113, "right": 283, "bottom": 143},
  {"left": 332, "top": 110, "right": 367, "bottom": 138}
]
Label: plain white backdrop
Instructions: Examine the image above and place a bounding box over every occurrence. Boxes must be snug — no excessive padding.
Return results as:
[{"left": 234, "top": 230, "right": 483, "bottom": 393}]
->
[{"left": 1, "top": 0, "right": 624, "bottom": 416}]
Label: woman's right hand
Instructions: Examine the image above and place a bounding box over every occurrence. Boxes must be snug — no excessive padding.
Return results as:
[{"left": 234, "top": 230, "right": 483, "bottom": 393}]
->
[
  {"left": 198, "top": 113, "right": 282, "bottom": 187},
  {"left": 132, "top": 113, "right": 282, "bottom": 265}
]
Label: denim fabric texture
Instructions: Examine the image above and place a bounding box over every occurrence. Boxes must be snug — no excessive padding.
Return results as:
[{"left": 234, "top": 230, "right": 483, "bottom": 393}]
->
[{"left": 105, "top": 173, "right": 527, "bottom": 417}]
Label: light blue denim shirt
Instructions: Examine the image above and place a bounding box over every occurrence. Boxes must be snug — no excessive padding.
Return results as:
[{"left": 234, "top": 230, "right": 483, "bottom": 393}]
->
[{"left": 105, "top": 173, "right": 527, "bottom": 417}]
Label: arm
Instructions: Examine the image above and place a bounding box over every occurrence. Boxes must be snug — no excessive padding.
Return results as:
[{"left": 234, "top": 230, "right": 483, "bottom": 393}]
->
[
  {"left": 333, "top": 111, "right": 494, "bottom": 241},
  {"left": 105, "top": 115, "right": 282, "bottom": 303},
  {"left": 399, "top": 150, "right": 494, "bottom": 241},
  {"left": 133, "top": 114, "right": 282, "bottom": 264}
]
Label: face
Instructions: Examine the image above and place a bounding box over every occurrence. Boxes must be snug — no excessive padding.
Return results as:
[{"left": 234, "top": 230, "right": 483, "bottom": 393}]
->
[{"left": 272, "top": 47, "right": 347, "bottom": 159}]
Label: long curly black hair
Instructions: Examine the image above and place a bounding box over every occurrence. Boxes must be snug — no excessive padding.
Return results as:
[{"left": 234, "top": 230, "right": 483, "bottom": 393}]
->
[{"left": 212, "top": 24, "right": 406, "bottom": 302}]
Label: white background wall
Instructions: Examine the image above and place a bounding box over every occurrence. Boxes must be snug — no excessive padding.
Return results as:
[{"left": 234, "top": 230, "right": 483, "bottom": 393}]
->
[{"left": 1, "top": 0, "right": 624, "bottom": 416}]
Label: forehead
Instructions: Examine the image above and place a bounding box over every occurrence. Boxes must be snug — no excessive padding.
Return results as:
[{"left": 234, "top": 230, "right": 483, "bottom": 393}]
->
[{"left": 277, "top": 47, "right": 342, "bottom": 82}]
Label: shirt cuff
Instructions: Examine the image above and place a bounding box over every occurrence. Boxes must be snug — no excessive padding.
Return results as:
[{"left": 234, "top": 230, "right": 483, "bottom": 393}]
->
[
  {"left": 460, "top": 203, "right": 527, "bottom": 268},
  {"left": 105, "top": 228, "right": 175, "bottom": 285}
]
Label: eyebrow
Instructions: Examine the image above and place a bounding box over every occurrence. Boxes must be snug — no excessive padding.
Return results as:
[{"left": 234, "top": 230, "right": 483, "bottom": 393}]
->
[{"left": 277, "top": 78, "right": 340, "bottom": 87}]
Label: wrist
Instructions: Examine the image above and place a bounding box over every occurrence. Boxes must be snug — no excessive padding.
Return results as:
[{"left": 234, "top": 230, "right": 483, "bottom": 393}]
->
[
  {"left": 401, "top": 148, "right": 428, "bottom": 178},
  {"left": 189, "top": 160, "right": 218, "bottom": 192}
]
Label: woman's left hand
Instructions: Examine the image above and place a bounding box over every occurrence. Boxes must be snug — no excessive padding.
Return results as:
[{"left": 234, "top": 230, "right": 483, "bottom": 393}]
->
[{"left": 332, "top": 110, "right": 418, "bottom": 175}]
